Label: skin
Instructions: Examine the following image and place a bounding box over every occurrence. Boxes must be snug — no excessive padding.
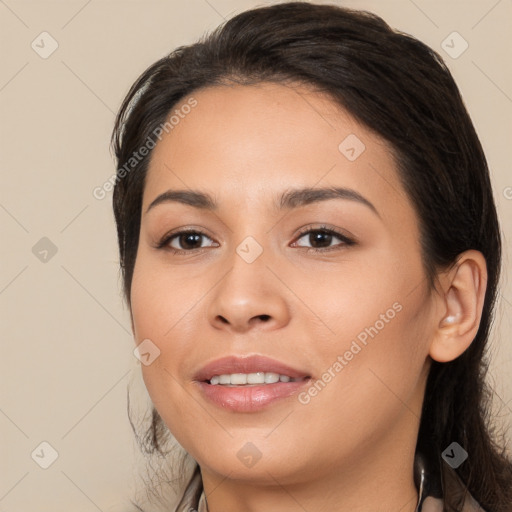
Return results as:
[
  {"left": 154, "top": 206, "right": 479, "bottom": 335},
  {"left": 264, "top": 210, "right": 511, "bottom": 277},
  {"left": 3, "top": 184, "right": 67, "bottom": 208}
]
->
[{"left": 129, "top": 82, "right": 487, "bottom": 512}]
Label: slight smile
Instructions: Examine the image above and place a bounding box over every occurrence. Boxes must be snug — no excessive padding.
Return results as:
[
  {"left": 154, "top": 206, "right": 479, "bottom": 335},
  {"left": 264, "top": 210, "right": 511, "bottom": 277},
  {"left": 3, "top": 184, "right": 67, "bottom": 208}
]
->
[{"left": 193, "top": 355, "right": 312, "bottom": 412}]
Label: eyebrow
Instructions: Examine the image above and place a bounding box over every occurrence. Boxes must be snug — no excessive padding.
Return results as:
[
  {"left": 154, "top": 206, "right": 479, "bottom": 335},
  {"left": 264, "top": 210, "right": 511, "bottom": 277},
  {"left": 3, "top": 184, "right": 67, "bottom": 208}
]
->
[{"left": 145, "top": 186, "right": 380, "bottom": 217}]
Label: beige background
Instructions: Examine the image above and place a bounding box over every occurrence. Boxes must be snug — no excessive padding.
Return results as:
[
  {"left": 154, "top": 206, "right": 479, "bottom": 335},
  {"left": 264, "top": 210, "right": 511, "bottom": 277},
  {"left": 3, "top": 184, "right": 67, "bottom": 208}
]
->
[{"left": 1, "top": 0, "right": 511, "bottom": 510}]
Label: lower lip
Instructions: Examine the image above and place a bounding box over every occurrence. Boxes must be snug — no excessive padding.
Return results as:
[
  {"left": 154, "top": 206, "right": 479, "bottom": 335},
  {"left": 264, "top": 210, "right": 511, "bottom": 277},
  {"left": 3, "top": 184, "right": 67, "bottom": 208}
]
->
[{"left": 197, "top": 380, "right": 309, "bottom": 412}]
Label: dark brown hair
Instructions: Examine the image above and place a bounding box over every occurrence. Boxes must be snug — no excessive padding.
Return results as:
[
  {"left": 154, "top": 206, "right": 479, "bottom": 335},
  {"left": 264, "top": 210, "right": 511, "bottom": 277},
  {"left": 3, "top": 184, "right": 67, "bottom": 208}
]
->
[{"left": 111, "top": 3, "right": 512, "bottom": 510}]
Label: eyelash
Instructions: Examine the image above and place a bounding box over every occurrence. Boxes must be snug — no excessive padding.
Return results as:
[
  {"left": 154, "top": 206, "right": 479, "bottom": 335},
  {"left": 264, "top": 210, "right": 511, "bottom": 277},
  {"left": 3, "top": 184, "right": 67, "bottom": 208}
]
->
[{"left": 156, "top": 225, "right": 356, "bottom": 256}]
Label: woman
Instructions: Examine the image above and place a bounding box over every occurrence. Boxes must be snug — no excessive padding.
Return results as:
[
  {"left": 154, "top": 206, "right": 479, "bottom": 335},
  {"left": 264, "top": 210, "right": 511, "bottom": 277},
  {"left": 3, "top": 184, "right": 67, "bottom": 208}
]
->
[{"left": 110, "top": 3, "right": 512, "bottom": 511}]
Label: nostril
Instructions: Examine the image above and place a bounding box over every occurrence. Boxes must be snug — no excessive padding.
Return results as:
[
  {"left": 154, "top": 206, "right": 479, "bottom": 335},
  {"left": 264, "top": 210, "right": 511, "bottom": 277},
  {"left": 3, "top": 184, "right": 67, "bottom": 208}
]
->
[{"left": 259, "top": 315, "right": 270, "bottom": 321}]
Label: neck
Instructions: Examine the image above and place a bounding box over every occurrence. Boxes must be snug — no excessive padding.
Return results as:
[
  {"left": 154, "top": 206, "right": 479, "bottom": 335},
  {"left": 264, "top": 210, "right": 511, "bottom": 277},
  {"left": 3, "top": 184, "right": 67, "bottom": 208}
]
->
[{"left": 200, "top": 411, "right": 420, "bottom": 512}]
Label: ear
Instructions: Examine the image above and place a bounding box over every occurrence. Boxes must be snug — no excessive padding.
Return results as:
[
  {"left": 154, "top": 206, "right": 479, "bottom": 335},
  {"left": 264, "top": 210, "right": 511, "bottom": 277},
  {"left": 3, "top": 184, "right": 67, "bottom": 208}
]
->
[{"left": 429, "top": 250, "right": 488, "bottom": 363}]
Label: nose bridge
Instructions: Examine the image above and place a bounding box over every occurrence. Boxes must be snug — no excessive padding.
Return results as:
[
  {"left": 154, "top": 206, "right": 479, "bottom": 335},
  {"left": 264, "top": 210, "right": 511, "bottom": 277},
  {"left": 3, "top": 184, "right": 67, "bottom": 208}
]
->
[{"left": 206, "top": 231, "right": 290, "bottom": 332}]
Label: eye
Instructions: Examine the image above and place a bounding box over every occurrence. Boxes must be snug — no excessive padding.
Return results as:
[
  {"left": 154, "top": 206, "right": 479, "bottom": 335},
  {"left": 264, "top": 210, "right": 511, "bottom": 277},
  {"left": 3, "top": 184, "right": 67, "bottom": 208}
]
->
[
  {"left": 156, "top": 225, "right": 355, "bottom": 255},
  {"left": 157, "top": 229, "right": 217, "bottom": 254},
  {"left": 292, "top": 225, "right": 356, "bottom": 253}
]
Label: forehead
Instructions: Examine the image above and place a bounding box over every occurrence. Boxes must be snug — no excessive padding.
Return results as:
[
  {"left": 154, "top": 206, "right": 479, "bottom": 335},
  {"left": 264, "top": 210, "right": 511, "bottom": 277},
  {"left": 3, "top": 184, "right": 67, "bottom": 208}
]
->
[{"left": 143, "top": 82, "right": 413, "bottom": 224}]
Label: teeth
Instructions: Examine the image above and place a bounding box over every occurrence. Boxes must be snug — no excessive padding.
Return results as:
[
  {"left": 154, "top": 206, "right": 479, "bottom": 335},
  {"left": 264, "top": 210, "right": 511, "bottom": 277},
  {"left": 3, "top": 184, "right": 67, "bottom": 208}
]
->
[
  {"left": 219, "top": 374, "right": 231, "bottom": 385},
  {"left": 209, "top": 372, "right": 300, "bottom": 386},
  {"left": 265, "top": 372, "right": 279, "bottom": 383},
  {"left": 247, "top": 372, "right": 265, "bottom": 384},
  {"left": 231, "top": 373, "right": 247, "bottom": 385}
]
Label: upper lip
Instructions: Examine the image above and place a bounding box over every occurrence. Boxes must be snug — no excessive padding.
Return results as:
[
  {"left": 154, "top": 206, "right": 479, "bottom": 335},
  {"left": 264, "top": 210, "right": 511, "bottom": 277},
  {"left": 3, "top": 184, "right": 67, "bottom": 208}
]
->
[{"left": 194, "top": 355, "right": 310, "bottom": 382}]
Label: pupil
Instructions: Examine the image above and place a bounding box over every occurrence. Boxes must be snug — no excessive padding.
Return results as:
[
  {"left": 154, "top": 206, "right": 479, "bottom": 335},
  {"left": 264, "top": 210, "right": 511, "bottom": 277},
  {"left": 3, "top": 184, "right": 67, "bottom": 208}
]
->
[
  {"left": 181, "top": 233, "right": 201, "bottom": 249},
  {"left": 311, "top": 231, "right": 331, "bottom": 248}
]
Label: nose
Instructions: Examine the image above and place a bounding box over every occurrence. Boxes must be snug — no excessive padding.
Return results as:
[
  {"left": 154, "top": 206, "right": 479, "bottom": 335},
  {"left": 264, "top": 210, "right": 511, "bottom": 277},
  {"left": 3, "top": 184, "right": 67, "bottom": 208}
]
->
[{"left": 206, "top": 251, "right": 291, "bottom": 334}]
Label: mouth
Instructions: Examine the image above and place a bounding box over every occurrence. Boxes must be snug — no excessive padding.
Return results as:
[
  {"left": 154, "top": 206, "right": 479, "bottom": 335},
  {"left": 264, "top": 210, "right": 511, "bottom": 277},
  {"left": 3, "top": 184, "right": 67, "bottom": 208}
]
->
[
  {"left": 208, "top": 372, "right": 304, "bottom": 386},
  {"left": 194, "top": 355, "right": 311, "bottom": 412}
]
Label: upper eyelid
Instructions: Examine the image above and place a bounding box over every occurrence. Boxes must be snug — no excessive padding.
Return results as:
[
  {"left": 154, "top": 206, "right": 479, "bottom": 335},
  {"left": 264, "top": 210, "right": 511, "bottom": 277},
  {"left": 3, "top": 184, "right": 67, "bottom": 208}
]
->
[
  {"left": 165, "top": 226, "right": 346, "bottom": 241},
  {"left": 162, "top": 226, "right": 353, "bottom": 249},
  {"left": 292, "top": 227, "right": 355, "bottom": 247}
]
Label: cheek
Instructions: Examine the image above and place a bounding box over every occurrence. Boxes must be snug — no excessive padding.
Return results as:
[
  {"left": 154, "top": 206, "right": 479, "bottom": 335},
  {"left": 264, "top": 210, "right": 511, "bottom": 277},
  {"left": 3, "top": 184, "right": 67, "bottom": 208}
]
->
[
  {"left": 334, "top": 286, "right": 432, "bottom": 417},
  {"left": 305, "top": 262, "right": 433, "bottom": 416},
  {"left": 297, "top": 304, "right": 431, "bottom": 463},
  {"left": 288, "top": 232, "right": 424, "bottom": 341},
  {"left": 130, "top": 253, "right": 206, "bottom": 413},
  {"left": 130, "top": 251, "right": 167, "bottom": 341},
  {"left": 295, "top": 265, "right": 417, "bottom": 353},
  {"left": 130, "top": 249, "right": 200, "bottom": 347}
]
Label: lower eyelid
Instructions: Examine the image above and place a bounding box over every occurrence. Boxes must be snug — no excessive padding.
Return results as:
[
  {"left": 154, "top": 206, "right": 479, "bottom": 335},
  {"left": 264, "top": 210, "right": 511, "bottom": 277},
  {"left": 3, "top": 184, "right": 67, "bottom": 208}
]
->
[{"left": 159, "top": 228, "right": 354, "bottom": 253}]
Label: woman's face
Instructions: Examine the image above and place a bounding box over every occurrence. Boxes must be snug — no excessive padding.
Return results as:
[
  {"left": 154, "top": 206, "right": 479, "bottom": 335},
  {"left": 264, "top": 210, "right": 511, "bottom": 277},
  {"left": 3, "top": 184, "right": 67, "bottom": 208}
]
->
[{"left": 130, "top": 82, "right": 439, "bottom": 486}]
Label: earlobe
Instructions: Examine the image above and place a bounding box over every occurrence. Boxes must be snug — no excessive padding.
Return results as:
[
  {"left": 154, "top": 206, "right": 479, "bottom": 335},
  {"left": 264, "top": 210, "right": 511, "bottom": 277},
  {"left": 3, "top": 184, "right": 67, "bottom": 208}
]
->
[{"left": 429, "top": 250, "right": 487, "bottom": 363}]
